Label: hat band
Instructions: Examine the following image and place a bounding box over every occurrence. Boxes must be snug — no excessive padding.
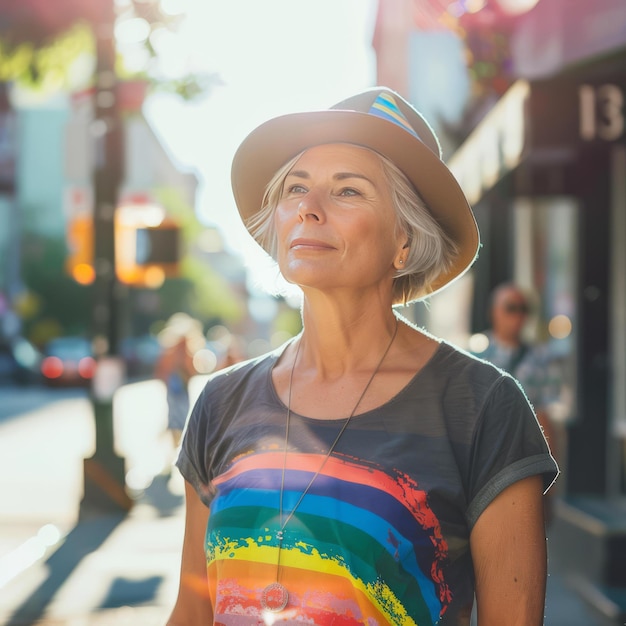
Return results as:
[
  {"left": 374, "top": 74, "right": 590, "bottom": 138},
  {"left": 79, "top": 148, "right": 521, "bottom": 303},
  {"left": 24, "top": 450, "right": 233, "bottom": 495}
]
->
[{"left": 369, "top": 92, "right": 419, "bottom": 139}]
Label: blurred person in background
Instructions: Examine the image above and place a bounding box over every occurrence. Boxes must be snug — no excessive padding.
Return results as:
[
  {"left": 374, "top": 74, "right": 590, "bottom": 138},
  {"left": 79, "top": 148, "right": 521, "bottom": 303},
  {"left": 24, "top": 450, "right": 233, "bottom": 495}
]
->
[
  {"left": 155, "top": 313, "right": 204, "bottom": 451},
  {"left": 208, "top": 326, "right": 248, "bottom": 370},
  {"left": 471, "top": 283, "right": 561, "bottom": 520},
  {"left": 217, "top": 334, "right": 247, "bottom": 369},
  {"left": 167, "top": 88, "right": 558, "bottom": 625}
]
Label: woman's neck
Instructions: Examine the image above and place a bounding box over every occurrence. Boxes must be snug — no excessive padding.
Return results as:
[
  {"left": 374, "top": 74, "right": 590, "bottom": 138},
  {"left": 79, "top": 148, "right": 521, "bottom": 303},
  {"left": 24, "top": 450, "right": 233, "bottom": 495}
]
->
[{"left": 296, "top": 297, "right": 399, "bottom": 379}]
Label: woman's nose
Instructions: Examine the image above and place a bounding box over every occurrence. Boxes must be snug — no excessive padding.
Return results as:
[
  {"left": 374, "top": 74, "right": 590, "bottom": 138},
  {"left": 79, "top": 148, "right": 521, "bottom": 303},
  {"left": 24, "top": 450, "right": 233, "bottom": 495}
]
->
[{"left": 297, "top": 192, "right": 325, "bottom": 222}]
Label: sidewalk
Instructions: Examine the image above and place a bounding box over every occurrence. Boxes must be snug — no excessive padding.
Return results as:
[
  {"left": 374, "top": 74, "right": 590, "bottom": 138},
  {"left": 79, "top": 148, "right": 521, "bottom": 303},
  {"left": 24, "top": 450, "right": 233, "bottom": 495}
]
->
[
  {"left": 0, "top": 471, "right": 611, "bottom": 625},
  {"left": 0, "top": 471, "right": 185, "bottom": 626},
  {"left": 545, "top": 548, "right": 613, "bottom": 626}
]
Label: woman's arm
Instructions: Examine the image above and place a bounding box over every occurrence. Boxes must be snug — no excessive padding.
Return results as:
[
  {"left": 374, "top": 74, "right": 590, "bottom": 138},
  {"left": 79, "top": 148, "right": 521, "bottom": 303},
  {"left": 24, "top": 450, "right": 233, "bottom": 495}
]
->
[
  {"left": 167, "top": 480, "right": 212, "bottom": 625},
  {"left": 470, "top": 475, "right": 547, "bottom": 626}
]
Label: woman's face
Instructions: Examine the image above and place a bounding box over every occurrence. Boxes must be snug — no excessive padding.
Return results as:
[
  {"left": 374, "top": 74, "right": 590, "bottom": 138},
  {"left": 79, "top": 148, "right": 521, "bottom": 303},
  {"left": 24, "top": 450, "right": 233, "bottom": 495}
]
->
[{"left": 274, "top": 143, "right": 406, "bottom": 296}]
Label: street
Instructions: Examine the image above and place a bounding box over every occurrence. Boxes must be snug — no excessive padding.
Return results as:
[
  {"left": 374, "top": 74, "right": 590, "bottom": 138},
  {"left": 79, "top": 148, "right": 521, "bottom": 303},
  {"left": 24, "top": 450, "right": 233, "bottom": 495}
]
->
[
  {"left": 0, "top": 381, "right": 175, "bottom": 531},
  {"left": 0, "top": 380, "right": 185, "bottom": 625}
]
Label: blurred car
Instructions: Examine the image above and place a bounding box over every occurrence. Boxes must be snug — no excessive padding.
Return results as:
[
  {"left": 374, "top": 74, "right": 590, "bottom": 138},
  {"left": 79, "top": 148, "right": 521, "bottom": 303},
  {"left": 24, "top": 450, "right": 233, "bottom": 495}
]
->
[
  {"left": 0, "top": 336, "right": 43, "bottom": 386},
  {"left": 41, "top": 337, "right": 96, "bottom": 387}
]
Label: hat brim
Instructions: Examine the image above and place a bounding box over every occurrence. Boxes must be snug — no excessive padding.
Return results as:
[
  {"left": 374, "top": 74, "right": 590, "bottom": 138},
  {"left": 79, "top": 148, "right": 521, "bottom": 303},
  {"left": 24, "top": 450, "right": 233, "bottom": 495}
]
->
[{"left": 231, "top": 109, "right": 479, "bottom": 299}]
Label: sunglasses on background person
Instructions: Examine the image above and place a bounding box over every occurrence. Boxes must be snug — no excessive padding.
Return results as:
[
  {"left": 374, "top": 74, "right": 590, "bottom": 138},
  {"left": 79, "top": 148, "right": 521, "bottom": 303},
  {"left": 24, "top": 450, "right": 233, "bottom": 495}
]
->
[{"left": 502, "top": 302, "right": 530, "bottom": 315}]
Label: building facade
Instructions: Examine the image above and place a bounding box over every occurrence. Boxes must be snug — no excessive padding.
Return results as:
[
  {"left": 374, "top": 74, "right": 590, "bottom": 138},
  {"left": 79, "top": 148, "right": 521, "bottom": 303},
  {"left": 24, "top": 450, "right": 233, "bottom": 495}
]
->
[{"left": 374, "top": 0, "right": 626, "bottom": 621}]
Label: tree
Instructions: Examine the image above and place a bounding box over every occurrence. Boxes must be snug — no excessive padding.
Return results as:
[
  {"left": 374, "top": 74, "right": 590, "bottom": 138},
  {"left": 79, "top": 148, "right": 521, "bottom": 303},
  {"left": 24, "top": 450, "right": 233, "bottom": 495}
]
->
[
  {"left": 0, "top": 0, "right": 213, "bottom": 96},
  {"left": 0, "top": 0, "right": 221, "bottom": 515}
]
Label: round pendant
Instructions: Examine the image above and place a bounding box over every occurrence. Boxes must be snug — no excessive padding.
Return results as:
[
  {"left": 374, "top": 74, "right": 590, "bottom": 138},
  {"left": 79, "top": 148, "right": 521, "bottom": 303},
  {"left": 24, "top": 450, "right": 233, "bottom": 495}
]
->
[{"left": 261, "top": 582, "right": 289, "bottom": 612}]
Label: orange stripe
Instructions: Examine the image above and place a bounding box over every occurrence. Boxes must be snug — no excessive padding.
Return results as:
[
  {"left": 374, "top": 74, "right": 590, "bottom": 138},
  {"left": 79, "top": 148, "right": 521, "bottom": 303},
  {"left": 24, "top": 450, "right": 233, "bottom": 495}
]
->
[{"left": 209, "top": 559, "right": 389, "bottom": 623}]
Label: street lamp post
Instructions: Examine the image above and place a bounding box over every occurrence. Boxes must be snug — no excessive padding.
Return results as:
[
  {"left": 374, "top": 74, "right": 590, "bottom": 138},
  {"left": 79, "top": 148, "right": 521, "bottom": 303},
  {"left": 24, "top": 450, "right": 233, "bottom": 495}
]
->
[{"left": 80, "top": 0, "right": 132, "bottom": 517}]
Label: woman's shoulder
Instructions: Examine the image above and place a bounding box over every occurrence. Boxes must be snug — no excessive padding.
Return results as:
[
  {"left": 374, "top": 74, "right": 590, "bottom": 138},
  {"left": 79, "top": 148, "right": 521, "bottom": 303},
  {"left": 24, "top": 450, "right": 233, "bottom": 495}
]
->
[
  {"left": 425, "top": 340, "right": 524, "bottom": 408},
  {"left": 431, "top": 339, "right": 506, "bottom": 381},
  {"left": 404, "top": 341, "right": 534, "bottom": 451},
  {"left": 400, "top": 318, "right": 505, "bottom": 387}
]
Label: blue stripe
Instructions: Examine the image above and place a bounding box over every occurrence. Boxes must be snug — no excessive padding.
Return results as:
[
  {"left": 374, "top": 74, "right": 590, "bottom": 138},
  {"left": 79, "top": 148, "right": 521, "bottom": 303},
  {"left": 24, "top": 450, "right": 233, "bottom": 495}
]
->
[{"left": 369, "top": 93, "right": 419, "bottom": 138}]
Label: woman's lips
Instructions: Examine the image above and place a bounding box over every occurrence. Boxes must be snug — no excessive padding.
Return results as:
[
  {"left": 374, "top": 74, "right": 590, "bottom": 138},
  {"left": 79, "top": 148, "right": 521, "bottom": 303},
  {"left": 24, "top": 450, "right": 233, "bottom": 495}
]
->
[{"left": 290, "top": 238, "right": 335, "bottom": 250}]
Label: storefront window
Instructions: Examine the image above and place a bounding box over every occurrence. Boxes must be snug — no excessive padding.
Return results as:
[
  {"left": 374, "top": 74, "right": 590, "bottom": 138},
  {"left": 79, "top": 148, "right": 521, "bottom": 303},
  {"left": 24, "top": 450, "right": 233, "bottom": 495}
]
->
[{"left": 513, "top": 197, "right": 578, "bottom": 426}]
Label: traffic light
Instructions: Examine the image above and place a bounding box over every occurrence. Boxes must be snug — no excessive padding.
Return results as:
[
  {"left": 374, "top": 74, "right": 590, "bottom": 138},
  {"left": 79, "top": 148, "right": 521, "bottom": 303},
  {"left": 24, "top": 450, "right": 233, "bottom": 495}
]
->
[
  {"left": 65, "top": 202, "right": 181, "bottom": 288},
  {"left": 66, "top": 214, "right": 96, "bottom": 285},
  {"left": 136, "top": 224, "right": 180, "bottom": 265},
  {"left": 115, "top": 202, "right": 181, "bottom": 288}
]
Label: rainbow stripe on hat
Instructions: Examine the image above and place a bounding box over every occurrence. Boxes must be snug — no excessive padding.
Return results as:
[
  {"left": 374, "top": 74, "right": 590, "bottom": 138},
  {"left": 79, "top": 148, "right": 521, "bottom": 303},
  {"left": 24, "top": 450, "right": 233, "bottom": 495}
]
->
[{"left": 369, "top": 92, "right": 419, "bottom": 138}]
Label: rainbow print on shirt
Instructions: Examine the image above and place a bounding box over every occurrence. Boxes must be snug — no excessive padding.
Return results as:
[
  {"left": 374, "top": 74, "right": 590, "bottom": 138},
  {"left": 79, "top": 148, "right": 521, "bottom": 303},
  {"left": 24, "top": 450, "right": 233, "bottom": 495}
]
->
[{"left": 207, "top": 451, "right": 451, "bottom": 625}]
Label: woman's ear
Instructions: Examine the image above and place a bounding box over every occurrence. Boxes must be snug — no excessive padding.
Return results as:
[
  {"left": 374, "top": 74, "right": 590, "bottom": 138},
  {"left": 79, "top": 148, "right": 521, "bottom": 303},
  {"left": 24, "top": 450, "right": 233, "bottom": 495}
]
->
[
  {"left": 393, "top": 247, "right": 408, "bottom": 270},
  {"left": 393, "top": 228, "right": 410, "bottom": 269}
]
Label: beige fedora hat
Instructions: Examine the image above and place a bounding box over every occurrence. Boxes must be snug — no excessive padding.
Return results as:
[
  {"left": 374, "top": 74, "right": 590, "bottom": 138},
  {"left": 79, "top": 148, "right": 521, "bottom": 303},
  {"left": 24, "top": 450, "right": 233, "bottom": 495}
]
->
[{"left": 231, "top": 87, "right": 479, "bottom": 297}]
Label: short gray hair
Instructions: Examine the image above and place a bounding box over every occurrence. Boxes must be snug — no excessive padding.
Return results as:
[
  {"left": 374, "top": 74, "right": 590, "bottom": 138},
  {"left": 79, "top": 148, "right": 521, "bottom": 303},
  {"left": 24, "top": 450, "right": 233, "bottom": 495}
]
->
[
  {"left": 244, "top": 147, "right": 458, "bottom": 304},
  {"left": 378, "top": 154, "right": 458, "bottom": 303}
]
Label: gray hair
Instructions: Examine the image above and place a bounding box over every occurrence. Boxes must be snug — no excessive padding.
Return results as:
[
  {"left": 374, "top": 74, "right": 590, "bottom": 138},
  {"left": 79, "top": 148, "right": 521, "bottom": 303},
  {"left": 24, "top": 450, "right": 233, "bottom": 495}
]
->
[{"left": 245, "top": 147, "right": 458, "bottom": 304}]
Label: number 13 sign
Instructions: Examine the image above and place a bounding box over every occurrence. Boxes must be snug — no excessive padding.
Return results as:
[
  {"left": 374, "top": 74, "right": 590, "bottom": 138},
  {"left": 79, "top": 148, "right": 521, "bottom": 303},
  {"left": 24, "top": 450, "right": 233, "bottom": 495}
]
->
[{"left": 579, "top": 84, "right": 625, "bottom": 141}]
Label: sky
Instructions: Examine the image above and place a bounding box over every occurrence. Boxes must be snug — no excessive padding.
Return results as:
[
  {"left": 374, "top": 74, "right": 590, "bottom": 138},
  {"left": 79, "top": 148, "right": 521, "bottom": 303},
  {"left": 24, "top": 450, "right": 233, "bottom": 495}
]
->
[{"left": 141, "top": 0, "right": 378, "bottom": 293}]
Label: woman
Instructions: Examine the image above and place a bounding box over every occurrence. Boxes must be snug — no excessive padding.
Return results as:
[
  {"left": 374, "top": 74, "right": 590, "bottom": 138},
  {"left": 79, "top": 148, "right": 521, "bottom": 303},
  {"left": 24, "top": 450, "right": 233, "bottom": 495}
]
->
[{"left": 167, "top": 88, "right": 558, "bottom": 625}]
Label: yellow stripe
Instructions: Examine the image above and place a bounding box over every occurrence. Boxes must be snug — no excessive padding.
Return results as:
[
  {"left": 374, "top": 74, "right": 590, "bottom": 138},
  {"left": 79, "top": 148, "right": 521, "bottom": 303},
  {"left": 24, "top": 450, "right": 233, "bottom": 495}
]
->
[{"left": 211, "top": 539, "right": 417, "bottom": 625}]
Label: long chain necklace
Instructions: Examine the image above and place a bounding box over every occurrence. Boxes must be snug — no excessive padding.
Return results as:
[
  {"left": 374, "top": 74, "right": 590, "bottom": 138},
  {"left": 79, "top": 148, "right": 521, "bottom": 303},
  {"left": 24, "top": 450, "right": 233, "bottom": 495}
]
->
[{"left": 261, "top": 318, "right": 399, "bottom": 613}]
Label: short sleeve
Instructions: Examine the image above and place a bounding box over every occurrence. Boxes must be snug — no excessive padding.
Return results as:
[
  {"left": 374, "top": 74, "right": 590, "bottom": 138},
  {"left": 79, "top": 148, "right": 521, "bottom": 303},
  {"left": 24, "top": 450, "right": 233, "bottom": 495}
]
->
[
  {"left": 465, "top": 375, "right": 559, "bottom": 528},
  {"left": 176, "top": 385, "right": 216, "bottom": 508}
]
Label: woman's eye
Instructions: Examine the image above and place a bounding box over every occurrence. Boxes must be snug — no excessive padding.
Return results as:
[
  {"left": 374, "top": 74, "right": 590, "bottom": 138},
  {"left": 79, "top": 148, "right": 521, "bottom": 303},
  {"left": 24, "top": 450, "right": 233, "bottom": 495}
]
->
[
  {"left": 339, "top": 187, "right": 360, "bottom": 197},
  {"left": 286, "top": 184, "right": 307, "bottom": 194}
]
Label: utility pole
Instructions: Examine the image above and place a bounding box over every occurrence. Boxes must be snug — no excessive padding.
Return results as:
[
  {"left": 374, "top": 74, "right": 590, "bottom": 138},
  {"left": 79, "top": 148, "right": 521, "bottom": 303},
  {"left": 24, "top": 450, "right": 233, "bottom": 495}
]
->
[{"left": 80, "top": 0, "right": 132, "bottom": 517}]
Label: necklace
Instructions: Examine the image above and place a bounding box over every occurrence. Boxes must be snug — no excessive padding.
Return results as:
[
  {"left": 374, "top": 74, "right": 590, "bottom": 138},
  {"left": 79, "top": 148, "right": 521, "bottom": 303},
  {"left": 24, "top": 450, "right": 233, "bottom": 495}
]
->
[{"left": 261, "top": 318, "right": 399, "bottom": 613}]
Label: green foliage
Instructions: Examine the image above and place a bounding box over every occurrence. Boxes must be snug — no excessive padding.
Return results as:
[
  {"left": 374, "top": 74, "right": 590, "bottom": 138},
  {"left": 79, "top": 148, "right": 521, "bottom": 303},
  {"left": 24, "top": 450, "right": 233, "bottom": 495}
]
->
[
  {"left": 0, "top": 24, "right": 93, "bottom": 88},
  {"left": 153, "top": 187, "right": 201, "bottom": 237},
  {"left": 150, "top": 72, "right": 222, "bottom": 101},
  {"left": 273, "top": 306, "right": 303, "bottom": 337},
  {"left": 0, "top": 1, "right": 217, "bottom": 101},
  {"left": 178, "top": 255, "right": 244, "bottom": 323},
  {"left": 20, "top": 233, "right": 92, "bottom": 341}
]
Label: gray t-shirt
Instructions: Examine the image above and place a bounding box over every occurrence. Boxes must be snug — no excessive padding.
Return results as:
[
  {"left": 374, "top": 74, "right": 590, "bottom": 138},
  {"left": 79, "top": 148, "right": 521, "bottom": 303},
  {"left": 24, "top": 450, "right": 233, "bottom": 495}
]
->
[{"left": 178, "top": 339, "right": 558, "bottom": 625}]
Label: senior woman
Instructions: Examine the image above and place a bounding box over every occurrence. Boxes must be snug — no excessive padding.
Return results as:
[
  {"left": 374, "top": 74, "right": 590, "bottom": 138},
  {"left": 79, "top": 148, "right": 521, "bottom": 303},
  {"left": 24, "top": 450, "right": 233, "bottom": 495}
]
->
[{"left": 167, "top": 88, "right": 558, "bottom": 626}]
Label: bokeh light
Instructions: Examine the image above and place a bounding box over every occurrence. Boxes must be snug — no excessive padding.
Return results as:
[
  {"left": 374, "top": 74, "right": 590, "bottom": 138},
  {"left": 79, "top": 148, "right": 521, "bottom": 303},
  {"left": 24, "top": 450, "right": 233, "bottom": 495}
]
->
[{"left": 548, "top": 314, "right": 573, "bottom": 340}]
